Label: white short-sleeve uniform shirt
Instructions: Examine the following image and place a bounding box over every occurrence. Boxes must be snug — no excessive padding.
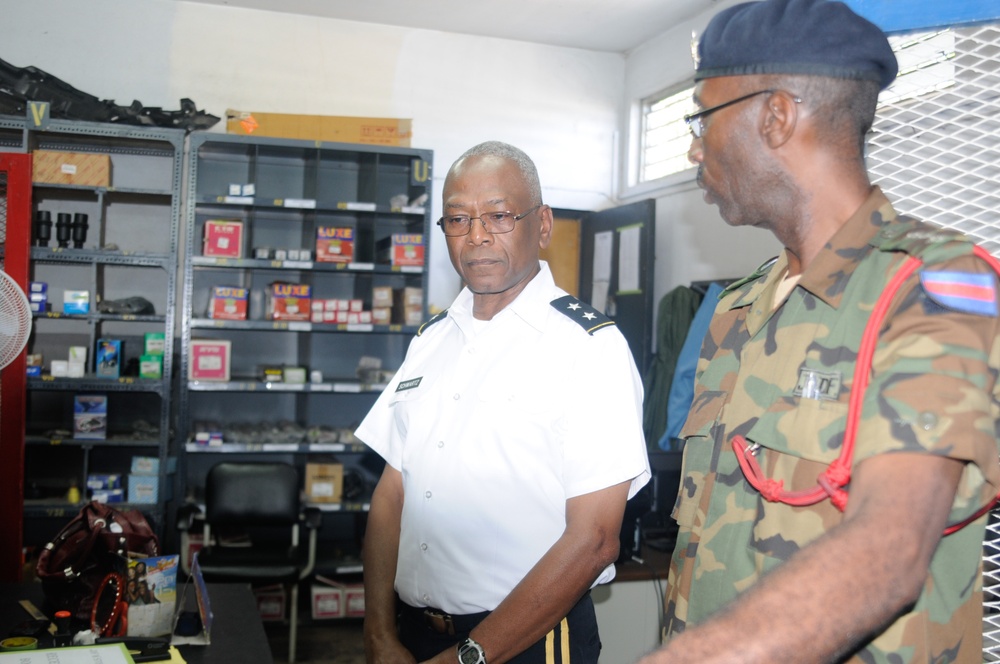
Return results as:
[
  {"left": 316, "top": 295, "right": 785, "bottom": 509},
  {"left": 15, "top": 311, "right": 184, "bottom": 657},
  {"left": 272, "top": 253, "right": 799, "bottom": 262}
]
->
[{"left": 355, "top": 262, "right": 650, "bottom": 614}]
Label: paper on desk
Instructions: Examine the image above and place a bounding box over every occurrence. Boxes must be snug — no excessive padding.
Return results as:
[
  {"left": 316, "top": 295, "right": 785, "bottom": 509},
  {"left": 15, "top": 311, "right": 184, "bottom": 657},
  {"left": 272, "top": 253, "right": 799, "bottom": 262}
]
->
[{"left": 0, "top": 643, "right": 134, "bottom": 663}]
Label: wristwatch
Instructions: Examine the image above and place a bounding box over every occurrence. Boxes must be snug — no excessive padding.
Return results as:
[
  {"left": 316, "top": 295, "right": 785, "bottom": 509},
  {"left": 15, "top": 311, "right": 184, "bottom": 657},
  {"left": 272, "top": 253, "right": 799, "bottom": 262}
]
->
[{"left": 457, "top": 637, "right": 487, "bottom": 664}]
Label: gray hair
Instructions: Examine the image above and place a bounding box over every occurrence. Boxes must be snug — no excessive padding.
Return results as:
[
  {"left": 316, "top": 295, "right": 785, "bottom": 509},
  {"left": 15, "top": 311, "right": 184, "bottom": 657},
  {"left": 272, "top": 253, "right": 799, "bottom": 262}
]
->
[{"left": 453, "top": 141, "right": 543, "bottom": 205}]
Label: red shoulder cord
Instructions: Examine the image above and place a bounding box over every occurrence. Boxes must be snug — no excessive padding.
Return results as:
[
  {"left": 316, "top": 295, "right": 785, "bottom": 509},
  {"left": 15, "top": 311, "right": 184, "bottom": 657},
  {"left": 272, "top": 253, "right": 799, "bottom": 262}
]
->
[{"left": 732, "top": 245, "right": 1000, "bottom": 535}]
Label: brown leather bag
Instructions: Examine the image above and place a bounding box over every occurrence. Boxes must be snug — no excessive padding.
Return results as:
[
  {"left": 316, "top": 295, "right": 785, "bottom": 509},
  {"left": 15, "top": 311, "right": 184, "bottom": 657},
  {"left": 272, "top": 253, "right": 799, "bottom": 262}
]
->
[{"left": 36, "top": 501, "right": 160, "bottom": 621}]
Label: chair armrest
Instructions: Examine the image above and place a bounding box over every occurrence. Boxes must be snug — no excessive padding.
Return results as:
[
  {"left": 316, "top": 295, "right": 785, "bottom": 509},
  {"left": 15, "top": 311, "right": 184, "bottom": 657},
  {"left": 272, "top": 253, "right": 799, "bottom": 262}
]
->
[
  {"left": 302, "top": 506, "right": 323, "bottom": 531},
  {"left": 176, "top": 502, "right": 203, "bottom": 532}
]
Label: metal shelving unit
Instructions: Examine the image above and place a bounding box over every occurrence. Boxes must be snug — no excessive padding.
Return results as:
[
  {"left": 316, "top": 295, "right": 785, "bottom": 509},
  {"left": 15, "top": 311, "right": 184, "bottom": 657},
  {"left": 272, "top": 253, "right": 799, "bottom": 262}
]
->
[
  {"left": 178, "top": 132, "right": 432, "bottom": 573},
  {"left": 0, "top": 114, "right": 184, "bottom": 547}
]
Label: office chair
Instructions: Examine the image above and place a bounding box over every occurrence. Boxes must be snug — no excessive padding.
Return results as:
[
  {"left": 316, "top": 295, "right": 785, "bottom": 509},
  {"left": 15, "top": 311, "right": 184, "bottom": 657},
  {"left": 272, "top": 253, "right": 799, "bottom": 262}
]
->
[{"left": 178, "top": 461, "right": 321, "bottom": 663}]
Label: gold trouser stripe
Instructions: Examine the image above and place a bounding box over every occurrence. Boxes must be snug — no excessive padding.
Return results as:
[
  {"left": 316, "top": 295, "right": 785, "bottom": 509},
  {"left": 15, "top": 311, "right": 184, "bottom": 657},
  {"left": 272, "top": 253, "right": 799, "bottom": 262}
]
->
[{"left": 543, "top": 618, "right": 570, "bottom": 664}]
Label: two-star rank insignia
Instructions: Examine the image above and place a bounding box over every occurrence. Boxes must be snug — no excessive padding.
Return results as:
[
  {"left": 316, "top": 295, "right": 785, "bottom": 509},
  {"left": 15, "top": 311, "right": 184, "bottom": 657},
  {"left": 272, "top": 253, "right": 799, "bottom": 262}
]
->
[{"left": 550, "top": 295, "right": 616, "bottom": 335}]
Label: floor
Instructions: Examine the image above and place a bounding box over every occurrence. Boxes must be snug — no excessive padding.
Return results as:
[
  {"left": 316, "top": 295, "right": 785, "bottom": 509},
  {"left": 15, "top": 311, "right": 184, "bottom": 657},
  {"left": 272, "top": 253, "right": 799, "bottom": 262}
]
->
[{"left": 266, "top": 618, "right": 367, "bottom": 664}]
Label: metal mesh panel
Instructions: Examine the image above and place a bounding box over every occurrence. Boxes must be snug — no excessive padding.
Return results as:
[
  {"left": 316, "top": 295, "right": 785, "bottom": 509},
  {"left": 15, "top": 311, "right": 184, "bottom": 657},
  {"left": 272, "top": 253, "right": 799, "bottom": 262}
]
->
[{"left": 867, "top": 24, "right": 1000, "bottom": 661}]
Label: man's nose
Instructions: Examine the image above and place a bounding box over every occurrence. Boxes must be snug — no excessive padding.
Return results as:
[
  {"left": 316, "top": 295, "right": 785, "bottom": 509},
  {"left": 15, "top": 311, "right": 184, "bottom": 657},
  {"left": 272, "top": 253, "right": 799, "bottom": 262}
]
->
[
  {"left": 467, "top": 216, "right": 492, "bottom": 244},
  {"left": 687, "top": 137, "right": 703, "bottom": 165}
]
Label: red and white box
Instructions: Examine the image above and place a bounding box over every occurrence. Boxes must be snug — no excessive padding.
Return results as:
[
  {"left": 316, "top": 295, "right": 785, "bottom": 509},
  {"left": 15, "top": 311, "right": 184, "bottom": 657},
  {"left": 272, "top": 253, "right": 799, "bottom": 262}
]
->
[
  {"left": 377, "top": 233, "right": 425, "bottom": 267},
  {"left": 266, "top": 282, "right": 311, "bottom": 321},
  {"left": 316, "top": 226, "right": 355, "bottom": 263},
  {"left": 342, "top": 582, "right": 365, "bottom": 617},
  {"left": 253, "top": 584, "right": 286, "bottom": 622},
  {"left": 209, "top": 286, "right": 248, "bottom": 320},
  {"left": 189, "top": 340, "right": 232, "bottom": 381},
  {"left": 203, "top": 220, "right": 244, "bottom": 258},
  {"left": 310, "top": 575, "right": 345, "bottom": 620}
]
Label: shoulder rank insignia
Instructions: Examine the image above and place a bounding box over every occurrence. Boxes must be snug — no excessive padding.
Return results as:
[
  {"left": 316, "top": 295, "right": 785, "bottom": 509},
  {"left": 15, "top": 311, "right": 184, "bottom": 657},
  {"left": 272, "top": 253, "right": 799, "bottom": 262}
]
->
[
  {"left": 550, "top": 295, "right": 616, "bottom": 335},
  {"left": 416, "top": 309, "right": 449, "bottom": 336},
  {"left": 920, "top": 271, "right": 998, "bottom": 317}
]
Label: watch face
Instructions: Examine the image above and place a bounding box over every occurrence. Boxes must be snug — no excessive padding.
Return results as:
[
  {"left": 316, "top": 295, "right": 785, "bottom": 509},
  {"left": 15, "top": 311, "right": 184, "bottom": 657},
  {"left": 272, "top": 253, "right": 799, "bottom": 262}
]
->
[{"left": 459, "top": 641, "right": 484, "bottom": 664}]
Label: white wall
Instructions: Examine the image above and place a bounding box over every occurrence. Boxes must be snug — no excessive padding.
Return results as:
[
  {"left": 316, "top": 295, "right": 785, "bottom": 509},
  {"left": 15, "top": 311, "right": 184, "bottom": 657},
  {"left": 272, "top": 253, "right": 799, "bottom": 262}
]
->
[
  {"left": 1, "top": 0, "right": 625, "bottom": 312},
  {"left": 622, "top": 7, "right": 782, "bottom": 315}
]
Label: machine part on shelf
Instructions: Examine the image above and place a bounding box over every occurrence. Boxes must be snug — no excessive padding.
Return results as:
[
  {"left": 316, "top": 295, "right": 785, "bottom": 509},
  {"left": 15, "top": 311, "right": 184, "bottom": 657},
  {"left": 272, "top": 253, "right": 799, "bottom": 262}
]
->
[
  {"left": 55, "top": 213, "right": 72, "bottom": 248},
  {"left": 71, "top": 213, "right": 89, "bottom": 248},
  {"left": 0, "top": 57, "right": 220, "bottom": 132},
  {"left": 96, "top": 296, "right": 155, "bottom": 315},
  {"left": 305, "top": 425, "right": 339, "bottom": 444},
  {"left": 34, "top": 210, "right": 52, "bottom": 247}
]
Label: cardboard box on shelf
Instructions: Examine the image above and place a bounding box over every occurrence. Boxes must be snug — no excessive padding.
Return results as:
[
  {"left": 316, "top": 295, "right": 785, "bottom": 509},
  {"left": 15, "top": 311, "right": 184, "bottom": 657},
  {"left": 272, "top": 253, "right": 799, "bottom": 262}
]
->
[
  {"left": 304, "top": 462, "right": 344, "bottom": 504},
  {"left": 139, "top": 354, "right": 163, "bottom": 379},
  {"left": 226, "top": 109, "right": 413, "bottom": 147},
  {"left": 209, "top": 286, "right": 249, "bottom": 320},
  {"left": 315, "top": 226, "right": 355, "bottom": 263},
  {"left": 189, "top": 340, "right": 232, "bottom": 381},
  {"left": 32, "top": 150, "right": 112, "bottom": 187},
  {"left": 253, "top": 584, "right": 286, "bottom": 622},
  {"left": 266, "top": 282, "right": 311, "bottom": 321},
  {"left": 203, "top": 220, "right": 244, "bottom": 258},
  {"left": 377, "top": 233, "right": 425, "bottom": 267},
  {"left": 311, "top": 575, "right": 344, "bottom": 620},
  {"left": 342, "top": 582, "right": 365, "bottom": 617},
  {"left": 96, "top": 339, "right": 122, "bottom": 378},
  {"left": 144, "top": 332, "right": 166, "bottom": 356}
]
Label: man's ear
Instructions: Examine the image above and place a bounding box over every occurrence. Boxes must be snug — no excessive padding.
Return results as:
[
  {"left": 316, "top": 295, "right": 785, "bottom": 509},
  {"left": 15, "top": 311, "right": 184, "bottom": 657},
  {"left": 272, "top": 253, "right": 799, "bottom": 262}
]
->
[
  {"left": 761, "top": 91, "right": 800, "bottom": 149},
  {"left": 538, "top": 204, "right": 554, "bottom": 250}
]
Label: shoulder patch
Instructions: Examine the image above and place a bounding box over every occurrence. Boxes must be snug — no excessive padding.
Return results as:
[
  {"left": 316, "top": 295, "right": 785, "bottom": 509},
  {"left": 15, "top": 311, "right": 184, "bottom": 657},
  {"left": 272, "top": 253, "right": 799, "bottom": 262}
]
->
[
  {"left": 416, "top": 309, "right": 449, "bottom": 336},
  {"left": 920, "top": 271, "right": 998, "bottom": 317},
  {"left": 550, "top": 295, "right": 616, "bottom": 335},
  {"left": 721, "top": 256, "right": 779, "bottom": 299}
]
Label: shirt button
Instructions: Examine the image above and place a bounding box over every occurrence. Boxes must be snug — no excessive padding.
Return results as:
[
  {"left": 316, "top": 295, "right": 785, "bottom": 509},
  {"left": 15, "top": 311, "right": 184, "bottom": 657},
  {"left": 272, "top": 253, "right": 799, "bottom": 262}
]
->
[
  {"left": 453, "top": 393, "right": 460, "bottom": 400},
  {"left": 437, "top": 441, "right": 444, "bottom": 448},
  {"left": 421, "top": 543, "right": 428, "bottom": 551},
  {"left": 425, "top": 490, "right": 432, "bottom": 499},
  {"left": 423, "top": 594, "right": 430, "bottom": 603},
  {"left": 918, "top": 411, "right": 938, "bottom": 430},
  {"left": 468, "top": 346, "right": 476, "bottom": 354}
]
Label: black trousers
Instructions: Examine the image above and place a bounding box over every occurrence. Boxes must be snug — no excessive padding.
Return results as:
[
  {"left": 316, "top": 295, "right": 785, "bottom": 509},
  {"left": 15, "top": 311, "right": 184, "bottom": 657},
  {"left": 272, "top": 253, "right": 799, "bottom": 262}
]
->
[{"left": 397, "top": 592, "right": 601, "bottom": 663}]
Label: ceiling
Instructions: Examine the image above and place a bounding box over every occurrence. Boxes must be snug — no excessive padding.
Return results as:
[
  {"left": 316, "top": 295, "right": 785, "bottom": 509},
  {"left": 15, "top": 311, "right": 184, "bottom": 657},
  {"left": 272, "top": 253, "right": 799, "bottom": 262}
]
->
[{"left": 181, "top": 0, "right": 721, "bottom": 53}]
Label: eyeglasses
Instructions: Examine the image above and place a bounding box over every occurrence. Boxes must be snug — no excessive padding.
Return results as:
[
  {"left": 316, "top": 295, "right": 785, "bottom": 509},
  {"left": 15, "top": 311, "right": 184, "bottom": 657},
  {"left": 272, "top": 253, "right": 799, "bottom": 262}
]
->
[
  {"left": 436, "top": 205, "right": 541, "bottom": 237},
  {"left": 684, "top": 89, "right": 801, "bottom": 139}
]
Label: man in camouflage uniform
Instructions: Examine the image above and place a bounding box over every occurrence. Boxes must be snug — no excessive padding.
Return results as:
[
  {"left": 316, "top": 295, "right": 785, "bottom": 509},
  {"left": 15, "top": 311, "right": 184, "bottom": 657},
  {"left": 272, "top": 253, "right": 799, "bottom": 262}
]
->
[{"left": 639, "top": 0, "right": 1000, "bottom": 662}]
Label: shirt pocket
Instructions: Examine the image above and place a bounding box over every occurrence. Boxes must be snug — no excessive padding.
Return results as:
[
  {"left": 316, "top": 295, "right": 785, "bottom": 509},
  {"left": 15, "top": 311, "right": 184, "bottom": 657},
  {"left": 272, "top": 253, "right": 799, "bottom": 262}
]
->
[
  {"left": 674, "top": 390, "right": 727, "bottom": 528},
  {"left": 741, "top": 397, "right": 848, "bottom": 561},
  {"left": 388, "top": 380, "right": 433, "bottom": 442}
]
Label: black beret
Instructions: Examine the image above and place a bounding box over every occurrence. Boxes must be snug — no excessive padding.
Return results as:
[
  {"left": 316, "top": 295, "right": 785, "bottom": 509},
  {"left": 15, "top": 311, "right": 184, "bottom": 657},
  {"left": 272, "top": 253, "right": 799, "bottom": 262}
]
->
[{"left": 695, "top": 0, "right": 898, "bottom": 90}]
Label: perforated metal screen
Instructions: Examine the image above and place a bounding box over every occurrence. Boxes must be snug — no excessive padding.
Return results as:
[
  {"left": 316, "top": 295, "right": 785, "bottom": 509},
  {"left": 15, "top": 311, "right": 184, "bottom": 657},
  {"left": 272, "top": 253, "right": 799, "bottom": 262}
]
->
[{"left": 865, "top": 23, "right": 1000, "bottom": 660}]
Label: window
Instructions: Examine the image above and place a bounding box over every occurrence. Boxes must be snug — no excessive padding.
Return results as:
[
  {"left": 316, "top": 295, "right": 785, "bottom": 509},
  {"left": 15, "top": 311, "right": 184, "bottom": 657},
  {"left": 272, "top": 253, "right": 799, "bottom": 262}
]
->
[{"left": 639, "top": 85, "right": 696, "bottom": 183}]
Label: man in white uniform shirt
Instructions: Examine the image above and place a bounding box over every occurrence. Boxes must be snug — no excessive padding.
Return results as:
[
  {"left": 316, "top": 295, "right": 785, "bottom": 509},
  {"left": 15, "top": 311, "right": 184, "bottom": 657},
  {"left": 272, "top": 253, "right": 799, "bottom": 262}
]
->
[{"left": 356, "top": 141, "right": 650, "bottom": 664}]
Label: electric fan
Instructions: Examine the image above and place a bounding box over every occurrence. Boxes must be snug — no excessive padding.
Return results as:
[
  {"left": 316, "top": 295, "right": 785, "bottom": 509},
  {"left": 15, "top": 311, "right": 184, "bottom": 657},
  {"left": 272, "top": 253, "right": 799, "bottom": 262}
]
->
[{"left": 0, "top": 268, "right": 31, "bottom": 369}]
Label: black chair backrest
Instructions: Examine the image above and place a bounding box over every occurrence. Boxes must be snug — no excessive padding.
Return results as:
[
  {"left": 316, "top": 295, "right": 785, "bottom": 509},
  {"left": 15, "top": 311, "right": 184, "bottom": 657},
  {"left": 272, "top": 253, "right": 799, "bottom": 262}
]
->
[{"left": 205, "top": 462, "right": 300, "bottom": 527}]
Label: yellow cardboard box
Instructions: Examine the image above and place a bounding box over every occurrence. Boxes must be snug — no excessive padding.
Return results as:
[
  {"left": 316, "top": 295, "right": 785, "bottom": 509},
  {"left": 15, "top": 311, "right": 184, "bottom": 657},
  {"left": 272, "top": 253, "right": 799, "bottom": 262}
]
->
[
  {"left": 305, "top": 462, "right": 344, "bottom": 503},
  {"left": 32, "top": 150, "right": 111, "bottom": 187},
  {"left": 226, "top": 109, "right": 412, "bottom": 147}
]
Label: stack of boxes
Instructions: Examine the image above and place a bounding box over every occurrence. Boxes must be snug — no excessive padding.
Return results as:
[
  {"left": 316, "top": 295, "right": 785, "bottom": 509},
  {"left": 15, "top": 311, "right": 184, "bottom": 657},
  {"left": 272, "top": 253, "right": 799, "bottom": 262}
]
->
[
  {"left": 372, "top": 286, "right": 423, "bottom": 327},
  {"left": 376, "top": 233, "right": 425, "bottom": 267},
  {"left": 87, "top": 472, "right": 123, "bottom": 503},
  {"left": 28, "top": 282, "right": 47, "bottom": 313},
  {"left": 309, "top": 298, "right": 373, "bottom": 325},
  {"left": 128, "top": 455, "right": 175, "bottom": 504},
  {"left": 311, "top": 575, "right": 365, "bottom": 620},
  {"left": 266, "top": 282, "right": 311, "bottom": 321},
  {"left": 208, "top": 287, "right": 249, "bottom": 320},
  {"left": 141, "top": 332, "right": 165, "bottom": 379}
]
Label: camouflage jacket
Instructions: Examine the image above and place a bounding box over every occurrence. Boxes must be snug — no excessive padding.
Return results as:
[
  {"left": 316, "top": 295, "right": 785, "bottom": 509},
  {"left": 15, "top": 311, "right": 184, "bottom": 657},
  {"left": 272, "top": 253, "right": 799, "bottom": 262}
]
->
[{"left": 664, "top": 188, "right": 1000, "bottom": 663}]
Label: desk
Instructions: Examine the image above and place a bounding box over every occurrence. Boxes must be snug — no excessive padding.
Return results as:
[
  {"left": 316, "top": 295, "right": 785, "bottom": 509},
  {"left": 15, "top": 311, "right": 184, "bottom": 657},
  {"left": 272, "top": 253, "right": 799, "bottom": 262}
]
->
[{"left": 0, "top": 582, "right": 272, "bottom": 664}]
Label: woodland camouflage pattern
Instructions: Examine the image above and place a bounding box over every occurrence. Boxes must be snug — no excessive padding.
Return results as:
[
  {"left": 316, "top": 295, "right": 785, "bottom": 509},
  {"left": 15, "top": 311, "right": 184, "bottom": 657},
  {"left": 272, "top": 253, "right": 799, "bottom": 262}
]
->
[{"left": 664, "top": 188, "right": 1000, "bottom": 663}]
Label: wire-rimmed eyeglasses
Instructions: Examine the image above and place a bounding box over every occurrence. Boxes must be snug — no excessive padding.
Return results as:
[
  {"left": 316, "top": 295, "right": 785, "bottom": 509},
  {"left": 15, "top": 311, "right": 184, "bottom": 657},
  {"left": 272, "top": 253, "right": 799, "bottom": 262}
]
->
[
  {"left": 684, "top": 89, "right": 801, "bottom": 139},
  {"left": 436, "top": 205, "right": 542, "bottom": 237}
]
